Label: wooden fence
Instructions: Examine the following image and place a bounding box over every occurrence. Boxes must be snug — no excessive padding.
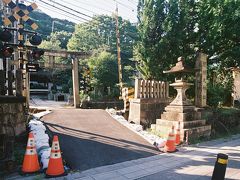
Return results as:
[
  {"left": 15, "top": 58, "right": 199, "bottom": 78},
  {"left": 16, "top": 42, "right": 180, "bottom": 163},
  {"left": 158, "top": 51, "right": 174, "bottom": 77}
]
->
[{"left": 134, "top": 79, "right": 169, "bottom": 99}]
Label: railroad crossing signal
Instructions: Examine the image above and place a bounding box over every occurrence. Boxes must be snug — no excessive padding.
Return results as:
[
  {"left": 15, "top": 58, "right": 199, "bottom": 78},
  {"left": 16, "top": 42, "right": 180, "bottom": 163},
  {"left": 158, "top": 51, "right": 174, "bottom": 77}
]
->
[{"left": 3, "top": 0, "right": 38, "bottom": 30}]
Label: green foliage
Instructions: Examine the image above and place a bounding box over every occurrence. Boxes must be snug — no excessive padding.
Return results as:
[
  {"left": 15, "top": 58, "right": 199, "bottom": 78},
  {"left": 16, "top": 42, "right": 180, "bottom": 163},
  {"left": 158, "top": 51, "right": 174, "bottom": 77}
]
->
[
  {"left": 51, "top": 69, "right": 72, "bottom": 89},
  {"left": 207, "top": 83, "right": 226, "bottom": 108},
  {"left": 50, "top": 31, "right": 72, "bottom": 49},
  {"left": 68, "top": 15, "right": 137, "bottom": 85},
  {"left": 88, "top": 51, "right": 118, "bottom": 89},
  {"left": 136, "top": 0, "right": 197, "bottom": 80},
  {"left": 137, "top": 0, "right": 240, "bottom": 108},
  {"left": 136, "top": 0, "right": 240, "bottom": 80},
  {"left": 207, "top": 65, "right": 233, "bottom": 107},
  {"left": 29, "top": 11, "right": 75, "bottom": 39},
  {"left": 197, "top": 0, "right": 240, "bottom": 67},
  {"left": 38, "top": 33, "right": 71, "bottom": 63},
  {"left": 205, "top": 108, "right": 240, "bottom": 138}
]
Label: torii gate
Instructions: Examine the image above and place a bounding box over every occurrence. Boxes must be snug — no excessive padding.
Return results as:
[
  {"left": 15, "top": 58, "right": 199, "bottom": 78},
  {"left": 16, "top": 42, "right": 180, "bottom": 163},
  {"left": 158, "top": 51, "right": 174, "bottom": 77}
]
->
[{"left": 43, "top": 49, "right": 90, "bottom": 108}]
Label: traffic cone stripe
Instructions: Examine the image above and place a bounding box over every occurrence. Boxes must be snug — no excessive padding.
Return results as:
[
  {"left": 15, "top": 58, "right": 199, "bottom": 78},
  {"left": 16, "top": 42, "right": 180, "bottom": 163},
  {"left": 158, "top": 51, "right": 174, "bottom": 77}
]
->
[
  {"left": 27, "top": 138, "right": 35, "bottom": 146},
  {"left": 168, "top": 136, "right": 176, "bottom": 141},
  {"left": 25, "top": 148, "right": 37, "bottom": 155},
  {"left": 22, "top": 132, "right": 40, "bottom": 173},
  {"left": 50, "top": 152, "right": 62, "bottom": 159},
  {"left": 46, "top": 135, "right": 66, "bottom": 177},
  {"left": 175, "top": 122, "right": 181, "bottom": 145},
  {"left": 163, "top": 126, "right": 177, "bottom": 152}
]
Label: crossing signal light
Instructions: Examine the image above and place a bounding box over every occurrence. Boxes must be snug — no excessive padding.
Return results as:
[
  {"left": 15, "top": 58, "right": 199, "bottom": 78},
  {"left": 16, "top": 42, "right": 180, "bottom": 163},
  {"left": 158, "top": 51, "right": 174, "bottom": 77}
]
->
[
  {"left": 29, "top": 34, "right": 42, "bottom": 46},
  {"left": 32, "top": 49, "right": 44, "bottom": 60},
  {"left": 0, "top": 46, "right": 14, "bottom": 58},
  {"left": 0, "top": 29, "right": 12, "bottom": 42}
]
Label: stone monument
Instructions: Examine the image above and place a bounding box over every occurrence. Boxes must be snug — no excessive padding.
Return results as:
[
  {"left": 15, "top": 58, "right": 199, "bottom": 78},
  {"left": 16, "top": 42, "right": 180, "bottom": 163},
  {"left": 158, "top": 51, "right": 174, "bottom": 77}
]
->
[
  {"left": 231, "top": 67, "right": 240, "bottom": 107},
  {"left": 195, "top": 53, "right": 207, "bottom": 107},
  {"left": 151, "top": 57, "right": 211, "bottom": 141}
]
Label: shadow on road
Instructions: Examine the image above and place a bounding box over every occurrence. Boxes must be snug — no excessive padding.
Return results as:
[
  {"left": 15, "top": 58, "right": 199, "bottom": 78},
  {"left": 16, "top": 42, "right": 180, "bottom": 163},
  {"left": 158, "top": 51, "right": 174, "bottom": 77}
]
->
[{"left": 45, "top": 122, "right": 159, "bottom": 171}]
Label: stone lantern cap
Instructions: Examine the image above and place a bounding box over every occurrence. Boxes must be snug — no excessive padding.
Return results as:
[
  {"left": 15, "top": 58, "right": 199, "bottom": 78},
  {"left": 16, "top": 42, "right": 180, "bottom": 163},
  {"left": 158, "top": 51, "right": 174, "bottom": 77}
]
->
[{"left": 163, "top": 57, "right": 193, "bottom": 74}]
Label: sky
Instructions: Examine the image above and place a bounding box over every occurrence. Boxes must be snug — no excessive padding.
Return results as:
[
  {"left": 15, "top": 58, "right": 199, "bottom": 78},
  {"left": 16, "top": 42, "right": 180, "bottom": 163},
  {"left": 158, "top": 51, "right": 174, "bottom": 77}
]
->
[{"left": 25, "top": 0, "right": 138, "bottom": 24}]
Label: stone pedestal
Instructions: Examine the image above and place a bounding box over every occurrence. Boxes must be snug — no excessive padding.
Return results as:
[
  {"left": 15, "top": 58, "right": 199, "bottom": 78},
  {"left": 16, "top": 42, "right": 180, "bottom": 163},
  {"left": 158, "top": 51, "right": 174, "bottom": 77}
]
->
[
  {"left": 129, "top": 98, "right": 170, "bottom": 128},
  {"left": 151, "top": 80, "right": 211, "bottom": 141}
]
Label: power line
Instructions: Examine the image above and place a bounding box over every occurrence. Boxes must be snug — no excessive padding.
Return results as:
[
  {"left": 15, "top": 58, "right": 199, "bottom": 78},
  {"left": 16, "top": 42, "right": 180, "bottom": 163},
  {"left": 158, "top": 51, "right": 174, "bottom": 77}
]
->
[
  {"left": 47, "top": 0, "right": 92, "bottom": 19},
  {"left": 37, "top": 0, "right": 90, "bottom": 21},
  {"left": 71, "top": 0, "right": 113, "bottom": 13},
  {"left": 27, "top": 0, "right": 85, "bottom": 23},
  {"left": 128, "top": 0, "right": 138, "bottom": 4},
  {"left": 58, "top": 0, "right": 97, "bottom": 15},
  {"left": 127, "top": 0, "right": 138, "bottom": 6},
  {"left": 111, "top": 0, "right": 136, "bottom": 11},
  {"left": 34, "top": 1, "right": 84, "bottom": 23}
]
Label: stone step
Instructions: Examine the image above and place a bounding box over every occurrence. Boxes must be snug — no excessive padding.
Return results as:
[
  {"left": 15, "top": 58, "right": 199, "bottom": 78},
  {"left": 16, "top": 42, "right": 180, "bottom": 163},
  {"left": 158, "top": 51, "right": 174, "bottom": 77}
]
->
[
  {"left": 161, "top": 111, "right": 201, "bottom": 121},
  {"left": 152, "top": 122, "right": 211, "bottom": 141},
  {"left": 183, "top": 120, "right": 207, "bottom": 128},
  {"left": 156, "top": 119, "right": 206, "bottom": 128},
  {"left": 184, "top": 125, "right": 212, "bottom": 140}
]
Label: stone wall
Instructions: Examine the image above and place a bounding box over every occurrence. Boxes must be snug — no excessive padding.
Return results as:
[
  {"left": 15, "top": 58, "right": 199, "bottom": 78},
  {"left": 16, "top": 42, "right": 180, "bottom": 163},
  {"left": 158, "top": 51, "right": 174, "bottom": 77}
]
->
[
  {"left": 129, "top": 98, "right": 170, "bottom": 128},
  {"left": 0, "top": 96, "right": 26, "bottom": 136},
  {"left": 82, "top": 101, "right": 124, "bottom": 109}
]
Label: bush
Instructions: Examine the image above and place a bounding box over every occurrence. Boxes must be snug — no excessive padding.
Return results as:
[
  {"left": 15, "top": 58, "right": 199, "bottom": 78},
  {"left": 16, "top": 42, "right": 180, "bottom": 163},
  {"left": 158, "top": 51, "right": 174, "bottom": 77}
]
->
[
  {"left": 207, "top": 83, "right": 227, "bottom": 108},
  {"left": 206, "top": 108, "right": 240, "bottom": 137}
]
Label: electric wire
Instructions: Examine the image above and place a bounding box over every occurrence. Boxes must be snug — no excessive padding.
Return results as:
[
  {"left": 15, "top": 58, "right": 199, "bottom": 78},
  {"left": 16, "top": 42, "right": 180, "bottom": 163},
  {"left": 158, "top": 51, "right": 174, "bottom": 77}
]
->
[
  {"left": 71, "top": 0, "right": 113, "bottom": 13},
  {"left": 37, "top": 0, "right": 90, "bottom": 21},
  {"left": 127, "top": 0, "right": 138, "bottom": 6},
  {"left": 26, "top": 0, "right": 84, "bottom": 23},
  {"left": 128, "top": 0, "right": 138, "bottom": 4},
  {"left": 47, "top": 0, "right": 92, "bottom": 18},
  {"left": 58, "top": 0, "right": 97, "bottom": 15},
  {"left": 111, "top": 0, "right": 136, "bottom": 11}
]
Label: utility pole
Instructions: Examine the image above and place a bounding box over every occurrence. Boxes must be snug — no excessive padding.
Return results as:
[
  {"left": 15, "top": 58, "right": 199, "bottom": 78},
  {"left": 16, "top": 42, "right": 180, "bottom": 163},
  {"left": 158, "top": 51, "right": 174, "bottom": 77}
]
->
[{"left": 115, "top": 4, "right": 123, "bottom": 96}]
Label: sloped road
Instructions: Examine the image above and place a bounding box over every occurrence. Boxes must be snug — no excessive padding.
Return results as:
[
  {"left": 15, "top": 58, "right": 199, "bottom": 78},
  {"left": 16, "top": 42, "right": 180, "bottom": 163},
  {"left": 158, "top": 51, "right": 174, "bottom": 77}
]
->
[{"left": 42, "top": 109, "right": 159, "bottom": 171}]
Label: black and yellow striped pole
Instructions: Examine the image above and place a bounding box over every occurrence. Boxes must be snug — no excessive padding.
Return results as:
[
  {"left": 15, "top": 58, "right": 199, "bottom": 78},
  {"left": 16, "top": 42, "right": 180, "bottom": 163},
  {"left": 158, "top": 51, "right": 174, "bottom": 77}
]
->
[{"left": 211, "top": 153, "right": 228, "bottom": 180}]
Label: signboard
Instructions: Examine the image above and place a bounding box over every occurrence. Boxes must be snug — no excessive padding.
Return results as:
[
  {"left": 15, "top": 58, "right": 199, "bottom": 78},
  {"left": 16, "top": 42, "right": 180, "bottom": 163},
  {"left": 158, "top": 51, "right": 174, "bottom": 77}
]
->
[{"left": 26, "top": 63, "right": 39, "bottom": 72}]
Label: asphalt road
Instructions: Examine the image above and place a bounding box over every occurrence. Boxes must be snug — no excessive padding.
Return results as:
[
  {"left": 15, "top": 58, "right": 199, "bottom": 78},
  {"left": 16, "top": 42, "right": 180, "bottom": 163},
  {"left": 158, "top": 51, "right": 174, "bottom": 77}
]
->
[{"left": 42, "top": 109, "right": 159, "bottom": 171}]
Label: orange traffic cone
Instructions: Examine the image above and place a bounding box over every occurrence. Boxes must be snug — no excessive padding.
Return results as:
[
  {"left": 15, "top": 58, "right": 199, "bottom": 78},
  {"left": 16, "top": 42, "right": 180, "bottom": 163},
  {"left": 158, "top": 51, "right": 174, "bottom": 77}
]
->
[
  {"left": 164, "top": 126, "right": 177, "bottom": 152},
  {"left": 175, "top": 122, "right": 181, "bottom": 145},
  {"left": 46, "top": 135, "right": 66, "bottom": 177},
  {"left": 22, "top": 132, "right": 40, "bottom": 173}
]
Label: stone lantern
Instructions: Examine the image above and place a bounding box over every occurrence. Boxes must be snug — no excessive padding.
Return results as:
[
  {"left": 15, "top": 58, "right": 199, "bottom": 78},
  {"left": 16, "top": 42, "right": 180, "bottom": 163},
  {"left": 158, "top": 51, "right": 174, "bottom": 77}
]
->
[
  {"left": 163, "top": 57, "right": 193, "bottom": 107},
  {"left": 151, "top": 57, "right": 211, "bottom": 142}
]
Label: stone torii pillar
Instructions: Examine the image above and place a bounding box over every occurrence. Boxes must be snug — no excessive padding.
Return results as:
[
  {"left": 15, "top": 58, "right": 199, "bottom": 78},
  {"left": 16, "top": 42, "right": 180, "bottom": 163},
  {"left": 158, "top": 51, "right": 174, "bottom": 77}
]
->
[{"left": 72, "top": 56, "right": 80, "bottom": 108}]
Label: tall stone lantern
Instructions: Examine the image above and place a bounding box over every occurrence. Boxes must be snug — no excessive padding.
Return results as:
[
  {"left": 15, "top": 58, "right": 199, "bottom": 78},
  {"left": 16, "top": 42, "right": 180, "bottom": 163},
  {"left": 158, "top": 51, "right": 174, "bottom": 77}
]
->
[
  {"left": 151, "top": 57, "right": 211, "bottom": 142},
  {"left": 164, "top": 57, "right": 193, "bottom": 107}
]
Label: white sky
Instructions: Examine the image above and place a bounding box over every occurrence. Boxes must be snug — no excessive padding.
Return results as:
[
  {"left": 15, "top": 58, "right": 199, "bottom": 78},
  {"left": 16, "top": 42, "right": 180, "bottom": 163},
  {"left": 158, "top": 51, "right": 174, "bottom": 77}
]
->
[{"left": 25, "top": 0, "right": 138, "bottom": 24}]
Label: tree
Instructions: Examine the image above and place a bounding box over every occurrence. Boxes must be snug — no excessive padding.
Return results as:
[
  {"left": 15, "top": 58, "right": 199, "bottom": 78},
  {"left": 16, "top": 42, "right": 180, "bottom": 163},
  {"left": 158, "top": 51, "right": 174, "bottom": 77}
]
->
[
  {"left": 29, "top": 11, "right": 75, "bottom": 40},
  {"left": 50, "top": 31, "right": 72, "bottom": 49},
  {"left": 88, "top": 51, "right": 119, "bottom": 97},
  {"left": 137, "top": 0, "right": 240, "bottom": 80},
  {"left": 136, "top": 0, "right": 198, "bottom": 80},
  {"left": 196, "top": 0, "right": 240, "bottom": 68},
  {"left": 68, "top": 15, "right": 138, "bottom": 85}
]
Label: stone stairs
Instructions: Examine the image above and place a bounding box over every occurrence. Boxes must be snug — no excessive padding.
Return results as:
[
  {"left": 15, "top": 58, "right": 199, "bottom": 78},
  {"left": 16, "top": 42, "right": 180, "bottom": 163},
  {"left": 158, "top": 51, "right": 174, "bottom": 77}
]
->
[{"left": 151, "top": 107, "right": 211, "bottom": 141}]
